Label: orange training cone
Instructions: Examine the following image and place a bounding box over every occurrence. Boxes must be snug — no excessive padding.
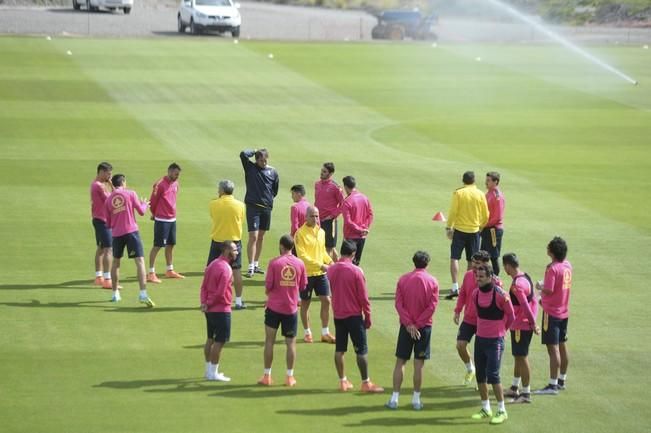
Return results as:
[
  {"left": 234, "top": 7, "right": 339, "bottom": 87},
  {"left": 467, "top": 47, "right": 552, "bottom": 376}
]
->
[{"left": 432, "top": 211, "right": 446, "bottom": 222}]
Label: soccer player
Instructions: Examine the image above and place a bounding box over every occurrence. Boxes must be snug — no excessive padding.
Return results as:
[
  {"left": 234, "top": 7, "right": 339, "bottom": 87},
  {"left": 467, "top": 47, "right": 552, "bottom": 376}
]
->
[
  {"left": 341, "top": 176, "right": 373, "bottom": 266},
  {"left": 90, "top": 162, "right": 114, "bottom": 289},
  {"left": 294, "top": 206, "right": 336, "bottom": 344},
  {"left": 290, "top": 185, "right": 310, "bottom": 237},
  {"left": 258, "top": 235, "right": 307, "bottom": 387},
  {"left": 480, "top": 172, "right": 505, "bottom": 275},
  {"left": 445, "top": 171, "right": 489, "bottom": 300},
  {"left": 470, "top": 265, "right": 514, "bottom": 425},
  {"left": 208, "top": 180, "right": 246, "bottom": 309},
  {"left": 104, "top": 174, "right": 154, "bottom": 307},
  {"left": 201, "top": 241, "right": 238, "bottom": 382},
  {"left": 327, "top": 240, "right": 383, "bottom": 393},
  {"left": 534, "top": 236, "right": 572, "bottom": 395},
  {"left": 147, "top": 162, "right": 184, "bottom": 283},
  {"left": 386, "top": 251, "right": 438, "bottom": 411},
  {"left": 240, "top": 148, "right": 279, "bottom": 278},
  {"left": 314, "top": 162, "right": 344, "bottom": 261},
  {"left": 502, "top": 253, "right": 540, "bottom": 403},
  {"left": 453, "top": 250, "right": 492, "bottom": 386}
]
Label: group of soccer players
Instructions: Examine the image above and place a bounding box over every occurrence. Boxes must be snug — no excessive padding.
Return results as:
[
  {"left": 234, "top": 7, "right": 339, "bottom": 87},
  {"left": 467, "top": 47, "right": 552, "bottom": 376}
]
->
[{"left": 90, "top": 152, "right": 572, "bottom": 426}]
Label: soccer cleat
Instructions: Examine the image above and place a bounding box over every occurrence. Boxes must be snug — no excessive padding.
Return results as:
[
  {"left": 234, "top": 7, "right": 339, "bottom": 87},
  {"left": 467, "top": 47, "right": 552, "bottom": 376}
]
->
[
  {"left": 412, "top": 401, "right": 423, "bottom": 411},
  {"left": 257, "top": 374, "right": 273, "bottom": 386},
  {"left": 533, "top": 384, "right": 559, "bottom": 395},
  {"left": 490, "top": 410, "right": 508, "bottom": 425},
  {"left": 321, "top": 333, "right": 336, "bottom": 344},
  {"left": 244, "top": 269, "right": 254, "bottom": 278},
  {"left": 254, "top": 266, "right": 265, "bottom": 275},
  {"left": 557, "top": 379, "right": 566, "bottom": 390},
  {"left": 504, "top": 385, "right": 520, "bottom": 398},
  {"left": 207, "top": 372, "right": 231, "bottom": 382},
  {"left": 94, "top": 276, "right": 104, "bottom": 286},
  {"left": 102, "top": 280, "right": 113, "bottom": 290},
  {"left": 385, "top": 400, "right": 398, "bottom": 410},
  {"left": 303, "top": 334, "right": 313, "bottom": 343},
  {"left": 147, "top": 273, "right": 162, "bottom": 284},
  {"left": 139, "top": 295, "right": 155, "bottom": 308},
  {"left": 471, "top": 408, "right": 493, "bottom": 420},
  {"left": 509, "top": 393, "right": 532, "bottom": 404},
  {"left": 165, "top": 270, "right": 185, "bottom": 279},
  {"left": 339, "top": 379, "right": 354, "bottom": 392},
  {"left": 110, "top": 292, "right": 121, "bottom": 302},
  {"left": 444, "top": 289, "right": 459, "bottom": 300},
  {"left": 360, "top": 381, "right": 384, "bottom": 393},
  {"left": 234, "top": 303, "right": 247, "bottom": 310},
  {"left": 285, "top": 376, "right": 297, "bottom": 387},
  {"left": 463, "top": 370, "right": 475, "bottom": 386}
]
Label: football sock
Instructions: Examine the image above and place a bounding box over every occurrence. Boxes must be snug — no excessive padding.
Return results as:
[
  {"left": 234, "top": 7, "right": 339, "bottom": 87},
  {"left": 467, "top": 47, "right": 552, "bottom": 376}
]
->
[
  {"left": 167, "top": 265, "right": 174, "bottom": 271},
  {"left": 512, "top": 377, "right": 521, "bottom": 387},
  {"left": 321, "top": 327, "right": 330, "bottom": 336},
  {"left": 549, "top": 378, "right": 558, "bottom": 386},
  {"left": 452, "top": 282, "right": 459, "bottom": 292},
  {"left": 390, "top": 392, "right": 399, "bottom": 403},
  {"left": 412, "top": 391, "right": 421, "bottom": 403},
  {"left": 149, "top": 267, "right": 155, "bottom": 273},
  {"left": 264, "top": 368, "right": 271, "bottom": 375},
  {"left": 96, "top": 271, "right": 102, "bottom": 277},
  {"left": 482, "top": 400, "right": 491, "bottom": 412},
  {"left": 286, "top": 369, "right": 294, "bottom": 377},
  {"left": 497, "top": 400, "right": 505, "bottom": 412},
  {"left": 304, "top": 328, "right": 312, "bottom": 336},
  {"left": 465, "top": 362, "right": 474, "bottom": 372},
  {"left": 140, "top": 289, "right": 148, "bottom": 297},
  {"left": 103, "top": 272, "right": 111, "bottom": 279},
  {"left": 235, "top": 297, "right": 243, "bottom": 306},
  {"left": 559, "top": 373, "right": 567, "bottom": 380},
  {"left": 521, "top": 385, "right": 530, "bottom": 394}
]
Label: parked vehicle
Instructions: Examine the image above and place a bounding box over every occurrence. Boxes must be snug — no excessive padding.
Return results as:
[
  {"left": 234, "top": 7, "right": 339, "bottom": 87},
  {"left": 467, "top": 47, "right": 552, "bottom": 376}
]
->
[
  {"left": 73, "top": 0, "right": 133, "bottom": 14},
  {"left": 371, "top": 9, "right": 437, "bottom": 41},
  {"left": 177, "top": 0, "right": 242, "bottom": 37}
]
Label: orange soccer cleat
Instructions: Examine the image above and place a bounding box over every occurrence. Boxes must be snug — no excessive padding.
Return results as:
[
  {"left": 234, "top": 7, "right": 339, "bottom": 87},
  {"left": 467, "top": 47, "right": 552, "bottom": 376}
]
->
[
  {"left": 285, "top": 376, "right": 297, "bottom": 387},
  {"left": 339, "top": 379, "right": 354, "bottom": 392},
  {"left": 94, "top": 276, "right": 104, "bottom": 286},
  {"left": 165, "top": 270, "right": 185, "bottom": 279},
  {"left": 321, "top": 333, "right": 336, "bottom": 344},
  {"left": 360, "top": 381, "right": 385, "bottom": 393},
  {"left": 257, "top": 374, "right": 273, "bottom": 386},
  {"left": 303, "top": 334, "right": 313, "bottom": 344},
  {"left": 147, "top": 273, "right": 162, "bottom": 284}
]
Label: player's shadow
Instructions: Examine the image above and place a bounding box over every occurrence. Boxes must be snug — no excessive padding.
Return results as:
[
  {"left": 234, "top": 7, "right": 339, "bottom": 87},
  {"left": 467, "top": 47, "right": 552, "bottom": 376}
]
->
[
  {"left": 209, "top": 386, "right": 341, "bottom": 399},
  {"left": 94, "top": 378, "right": 203, "bottom": 390},
  {"left": 182, "top": 340, "right": 264, "bottom": 349},
  {"left": 277, "top": 404, "right": 388, "bottom": 417},
  {"left": 104, "top": 306, "right": 198, "bottom": 313},
  {"left": 369, "top": 292, "right": 395, "bottom": 302},
  {"left": 343, "top": 415, "right": 475, "bottom": 427},
  {"left": 0, "top": 279, "right": 94, "bottom": 290},
  {"left": 0, "top": 299, "right": 110, "bottom": 309}
]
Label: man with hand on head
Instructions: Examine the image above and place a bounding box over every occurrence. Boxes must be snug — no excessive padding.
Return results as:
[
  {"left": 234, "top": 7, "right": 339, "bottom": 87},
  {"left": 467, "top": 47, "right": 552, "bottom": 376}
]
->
[{"left": 90, "top": 161, "right": 114, "bottom": 289}]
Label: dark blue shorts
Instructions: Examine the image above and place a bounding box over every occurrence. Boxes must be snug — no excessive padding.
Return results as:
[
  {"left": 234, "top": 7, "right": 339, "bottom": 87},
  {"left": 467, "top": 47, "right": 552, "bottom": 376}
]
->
[
  {"left": 112, "top": 231, "right": 144, "bottom": 259},
  {"left": 92, "top": 218, "right": 113, "bottom": 248},
  {"left": 480, "top": 227, "right": 503, "bottom": 259},
  {"left": 395, "top": 325, "right": 432, "bottom": 360},
  {"left": 265, "top": 308, "right": 298, "bottom": 338},
  {"left": 153, "top": 220, "right": 176, "bottom": 247},
  {"left": 511, "top": 329, "right": 533, "bottom": 357},
  {"left": 450, "top": 230, "right": 480, "bottom": 262},
  {"left": 207, "top": 240, "right": 242, "bottom": 269},
  {"left": 457, "top": 321, "right": 477, "bottom": 343},
  {"left": 334, "top": 316, "right": 368, "bottom": 355},
  {"left": 474, "top": 336, "right": 505, "bottom": 384},
  {"left": 320, "top": 218, "right": 338, "bottom": 249},
  {"left": 541, "top": 313, "right": 569, "bottom": 345},
  {"left": 346, "top": 238, "right": 366, "bottom": 266},
  {"left": 246, "top": 204, "right": 272, "bottom": 232},
  {"left": 205, "top": 312, "right": 231, "bottom": 343},
  {"left": 300, "top": 274, "right": 330, "bottom": 300}
]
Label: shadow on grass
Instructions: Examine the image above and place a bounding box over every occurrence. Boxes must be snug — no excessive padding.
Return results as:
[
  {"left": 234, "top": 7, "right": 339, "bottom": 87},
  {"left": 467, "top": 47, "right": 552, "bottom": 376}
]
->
[
  {"left": 183, "top": 340, "right": 265, "bottom": 349},
  {"left": 342, "top": 415, "right": 476, "bottom": 427},
  {"left": 0, "top": 279, "right": 95, "bottom": 290},
  {"left": 95, "top": 377, "right": 208, "bottom": 390},
  {"left": 0, "top": 299, "right": 197, "bottom": 313}
]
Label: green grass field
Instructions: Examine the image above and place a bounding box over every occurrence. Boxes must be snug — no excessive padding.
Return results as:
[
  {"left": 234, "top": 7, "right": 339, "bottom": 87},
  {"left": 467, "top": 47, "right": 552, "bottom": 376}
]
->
[{"left": 1, "top": 36, "right": 650, "bottom": 433}]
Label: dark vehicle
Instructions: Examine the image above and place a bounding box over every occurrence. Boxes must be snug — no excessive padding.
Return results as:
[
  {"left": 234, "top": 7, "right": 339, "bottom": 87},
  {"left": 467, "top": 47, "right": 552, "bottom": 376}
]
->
[{"left": 371, "top": 9, "right": 438, "bottom": 41}]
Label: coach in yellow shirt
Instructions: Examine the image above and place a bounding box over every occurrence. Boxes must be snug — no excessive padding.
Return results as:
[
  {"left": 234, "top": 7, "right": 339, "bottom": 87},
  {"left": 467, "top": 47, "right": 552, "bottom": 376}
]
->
[
  {"left": 294, "top": 206, "right": 336, "bottom": 344},
  {"left": 445, "top": 171, "right": 489, "bottom": 300},
  {"left": 208, "top": 179, "right": 246, "bottom": 309}
]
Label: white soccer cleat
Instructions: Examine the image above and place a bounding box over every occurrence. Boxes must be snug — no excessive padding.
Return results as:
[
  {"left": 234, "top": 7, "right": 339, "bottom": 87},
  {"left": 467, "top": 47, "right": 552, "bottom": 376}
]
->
[{"left": 207, "top": 372, "right": 231, "bottom": 382}]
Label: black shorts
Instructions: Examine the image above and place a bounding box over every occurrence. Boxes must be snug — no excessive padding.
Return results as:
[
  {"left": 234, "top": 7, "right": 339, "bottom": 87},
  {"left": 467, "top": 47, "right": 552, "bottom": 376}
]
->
[
  {"left": 541, "top": 313, "right": 569, "bottom": 345},
  {"left": 205, "top": 312, "right": 231, "bottom": 343},
  {"left": 346, "top": 238, "right": 366, "bottom": 266},
  {"left": 480, "top": 227, "right": 503, "bottom": 259},
  {"left": 265, "top": 308, "right": 298, "bottom": 338},
  {"left": 320, "top": 218, "right": 338, "bottom": 249},
  {"left": 112, "top": 231, "right": 144, "bottom": 259},
  {"left": 153, "top": 220, "right": 177, "bottom": 247},
  {"left": 474, "top": 336, "right": 505, "bottom": 384},
  {"left": 207, "top": 240, "right": 242, "bottom": 269},
  {"left": 246, "top": 204, "right": 272, "bottom": 232},
  {"left": 450, "top": 230, "right": 480, "bottom": 261},
  {"left": 300, "top": 274, "right": 330, "bottom": 300},
  {"left": 334, "top": 316, "right": 368, "bottom": 355},
  {"left": 92, "top": 218, "right": 113, "bottom": 248},
  {"left": 511, "top": 329, "right": 534, "bottom": 357},
  {"left": 395, "top": 325, "right": 432, "bottom": 360},
  {"left": 456, "top": 321, "right": 477, "bottom": 343}
]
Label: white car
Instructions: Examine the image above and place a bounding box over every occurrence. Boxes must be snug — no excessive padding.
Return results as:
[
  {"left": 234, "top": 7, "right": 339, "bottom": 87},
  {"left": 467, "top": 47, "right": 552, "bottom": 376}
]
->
[
  {"left": 177, "top": 0, "right": 241, "bottom": 37},
  {"left": 73, "top": 0, "right": 133, "bottom": 14}
]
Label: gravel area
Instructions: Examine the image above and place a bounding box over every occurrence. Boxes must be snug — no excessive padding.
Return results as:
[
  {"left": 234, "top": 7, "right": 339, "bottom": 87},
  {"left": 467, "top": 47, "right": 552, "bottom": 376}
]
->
[{"left": 0, "top": 1, "right": 650, "bottom": 42}]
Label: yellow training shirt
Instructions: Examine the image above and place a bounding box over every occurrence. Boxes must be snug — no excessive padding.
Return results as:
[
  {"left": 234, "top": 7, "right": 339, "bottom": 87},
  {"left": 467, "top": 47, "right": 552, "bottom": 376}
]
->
[
  {"left": 210, "top": 195, "right": 245, "bottom": 242},
  {"left": 294, "top": 223, "right": 333, "bottom": 277},
  {"left": 446, "top": 184, "right": 489, "bottom": 234}
]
